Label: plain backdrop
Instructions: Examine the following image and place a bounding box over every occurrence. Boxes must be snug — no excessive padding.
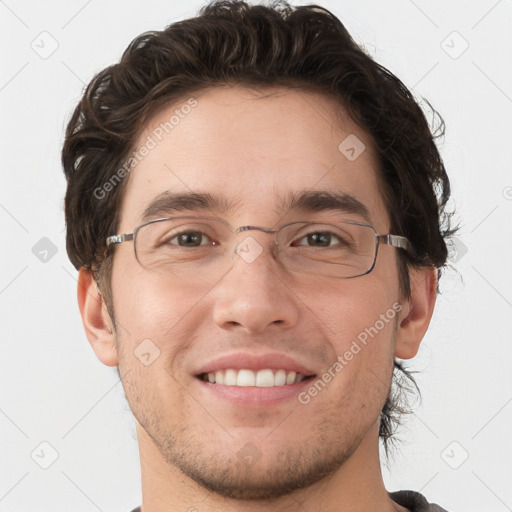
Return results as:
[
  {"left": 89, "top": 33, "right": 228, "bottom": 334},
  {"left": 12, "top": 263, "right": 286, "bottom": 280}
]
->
[{"left": 0, "top": 1, "right": 511, "bottom": 511}]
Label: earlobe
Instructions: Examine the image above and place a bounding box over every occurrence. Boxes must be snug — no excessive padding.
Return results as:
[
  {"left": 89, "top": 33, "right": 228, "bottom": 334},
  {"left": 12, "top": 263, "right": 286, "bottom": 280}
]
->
[
  {"left": 77, "top": 268, "right": 118, "bottom": 367},
  {"left": 395, "top": 266, "right": 438, "bottom": 360}
]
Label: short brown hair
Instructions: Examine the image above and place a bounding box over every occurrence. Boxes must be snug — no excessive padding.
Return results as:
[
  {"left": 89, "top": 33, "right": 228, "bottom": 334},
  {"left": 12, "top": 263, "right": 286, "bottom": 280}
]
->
[{"left": 62, "top": 0, "right": 457, "bottom": 450}]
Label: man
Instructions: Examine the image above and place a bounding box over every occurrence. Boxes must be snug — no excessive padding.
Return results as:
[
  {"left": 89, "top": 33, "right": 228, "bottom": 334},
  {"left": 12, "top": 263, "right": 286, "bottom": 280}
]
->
[{"left": 62, "top": 1, "right": 455, "bottom": 510}]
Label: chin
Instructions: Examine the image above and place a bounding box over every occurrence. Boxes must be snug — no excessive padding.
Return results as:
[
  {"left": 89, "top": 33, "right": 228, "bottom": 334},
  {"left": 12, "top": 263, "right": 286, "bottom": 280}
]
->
[{"left": 151, "top": 428, "right": 358, "bottom": 500}]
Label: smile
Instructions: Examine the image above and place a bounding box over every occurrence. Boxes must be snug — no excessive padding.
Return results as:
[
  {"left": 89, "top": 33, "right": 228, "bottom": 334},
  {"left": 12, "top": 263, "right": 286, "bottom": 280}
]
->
[{"left": 199, "top": 368, "right": 313, "bottom": 387}]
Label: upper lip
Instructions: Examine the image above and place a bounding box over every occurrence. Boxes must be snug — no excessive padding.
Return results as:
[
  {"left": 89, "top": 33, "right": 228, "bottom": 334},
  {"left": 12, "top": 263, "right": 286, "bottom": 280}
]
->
[{"left": 194, "top": 352, "right": 316, "bottom": 376}]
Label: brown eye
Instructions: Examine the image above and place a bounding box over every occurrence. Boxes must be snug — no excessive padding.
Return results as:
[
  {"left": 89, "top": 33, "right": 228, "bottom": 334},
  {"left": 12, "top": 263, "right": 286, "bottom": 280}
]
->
[
  {"left": 169, "top": 231, "right": 211, "bottom": 247},
  {"left": 294, "top": 231, "right": 344, "bottom": 247}
]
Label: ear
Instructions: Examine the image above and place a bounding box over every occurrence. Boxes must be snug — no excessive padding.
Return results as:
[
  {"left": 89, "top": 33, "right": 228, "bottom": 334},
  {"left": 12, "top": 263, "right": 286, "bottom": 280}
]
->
[
  {"left": 395, "top": 265, "right": 438, "bottom": 359},
  {"left": 77, "top": 268, "right": 118, "bottom": 367}
]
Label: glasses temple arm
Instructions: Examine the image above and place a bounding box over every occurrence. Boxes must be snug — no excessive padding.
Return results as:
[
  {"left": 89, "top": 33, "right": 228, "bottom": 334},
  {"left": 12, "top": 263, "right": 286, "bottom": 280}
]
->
[
  {"left": 106, "top": 233, "right": 134, "bottom": 248},
  {"left": 377, "top": 234, "right": 413, "bottom": 254}
]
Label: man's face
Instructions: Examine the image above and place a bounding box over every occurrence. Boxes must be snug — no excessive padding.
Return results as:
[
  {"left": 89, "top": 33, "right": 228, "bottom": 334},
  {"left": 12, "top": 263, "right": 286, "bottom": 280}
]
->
[{"left": 110, "top": 86, "right": 405, "bottom": 498}]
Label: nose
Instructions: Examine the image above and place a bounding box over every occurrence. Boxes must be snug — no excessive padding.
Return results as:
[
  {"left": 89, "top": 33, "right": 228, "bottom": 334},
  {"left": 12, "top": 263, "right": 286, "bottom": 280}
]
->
[{"left": 211, "top": 232, "right": 300, "bottom": 335}]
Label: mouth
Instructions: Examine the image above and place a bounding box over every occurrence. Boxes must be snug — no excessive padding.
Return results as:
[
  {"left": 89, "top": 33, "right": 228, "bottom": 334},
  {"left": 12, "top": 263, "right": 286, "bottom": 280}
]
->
[
  {"left": 193, "top": 352, "right": 318, "bottom": 405},
  {"left": 197, "top": 368, "right": 316, "bottom": 387}
]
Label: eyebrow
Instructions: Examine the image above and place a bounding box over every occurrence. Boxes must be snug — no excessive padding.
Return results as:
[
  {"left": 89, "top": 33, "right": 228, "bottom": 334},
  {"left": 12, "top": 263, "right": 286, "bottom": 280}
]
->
[{"left": 141, "top": 189, "right": 372, "bottom": 224}]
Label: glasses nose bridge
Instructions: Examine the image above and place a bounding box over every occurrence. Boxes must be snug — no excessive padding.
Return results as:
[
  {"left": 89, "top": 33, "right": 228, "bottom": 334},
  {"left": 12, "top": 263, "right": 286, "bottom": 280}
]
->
[
  {"left": 232, "top": 225, "right": 281, "bottom": 259},
  {"left": 234, "top": 225, "right": 280, "bottom": 244},
  {"left": 235, "top": 225, "right": 276, "bottom": 235}
]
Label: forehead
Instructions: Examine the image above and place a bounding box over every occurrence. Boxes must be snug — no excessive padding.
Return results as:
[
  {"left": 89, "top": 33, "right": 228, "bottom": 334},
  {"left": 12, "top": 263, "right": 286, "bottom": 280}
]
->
[{"left": 118, "top": 86, "right": 390, "bottom": 231}]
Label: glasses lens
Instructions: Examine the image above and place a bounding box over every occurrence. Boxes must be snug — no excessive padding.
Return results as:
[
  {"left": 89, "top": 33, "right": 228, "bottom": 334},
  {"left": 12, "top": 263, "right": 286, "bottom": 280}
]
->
[
  {"left": 134, "top": 217, "right": 232, "bottom": 277},
  {"left": 278, "top": 221, "right": 377, "bottom": 278}
]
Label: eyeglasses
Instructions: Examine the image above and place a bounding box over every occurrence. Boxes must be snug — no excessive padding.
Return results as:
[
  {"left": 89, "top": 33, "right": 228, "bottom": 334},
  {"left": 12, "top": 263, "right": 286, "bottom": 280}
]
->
[{"left": 106, "top": 215, "right": 413, "bottom": 280}]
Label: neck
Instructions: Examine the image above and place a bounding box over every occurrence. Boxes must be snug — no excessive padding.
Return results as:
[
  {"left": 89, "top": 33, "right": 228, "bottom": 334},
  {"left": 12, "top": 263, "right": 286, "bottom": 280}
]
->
[{"left": 136, "top": 422, "right": 407, "bottom": 512}]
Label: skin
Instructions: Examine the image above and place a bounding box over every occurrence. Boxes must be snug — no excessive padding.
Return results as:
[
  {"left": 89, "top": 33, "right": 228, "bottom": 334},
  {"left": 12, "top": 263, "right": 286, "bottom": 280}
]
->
[{"left": 78, "top": 86, "right": 437, "bottom": 512}]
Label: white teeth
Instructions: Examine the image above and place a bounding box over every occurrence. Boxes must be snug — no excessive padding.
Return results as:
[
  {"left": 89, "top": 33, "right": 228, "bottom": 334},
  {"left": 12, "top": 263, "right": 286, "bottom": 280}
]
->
[
  {"left": 274, "top": 369, "right": 286, "bottom": 386},
  {"left": 224, "top": 369, "right": 237, "bottom": 386},
  {"left": 255, "top": 369, "right": 274, "bottom": 387},
  {"left": 286, "top": 371, "right": 296, "bottom": 385},
  {"left": 237, "top": 369, "right": 255, "bottom": 387},
  {"left": 204, "top": 368, "right": 309, "bottom": 387}
]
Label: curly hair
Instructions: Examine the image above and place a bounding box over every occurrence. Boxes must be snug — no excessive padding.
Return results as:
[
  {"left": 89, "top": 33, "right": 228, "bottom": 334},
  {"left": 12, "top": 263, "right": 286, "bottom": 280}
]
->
[{"left": 62, "top": 0, "right": 457, "bottom": 451}]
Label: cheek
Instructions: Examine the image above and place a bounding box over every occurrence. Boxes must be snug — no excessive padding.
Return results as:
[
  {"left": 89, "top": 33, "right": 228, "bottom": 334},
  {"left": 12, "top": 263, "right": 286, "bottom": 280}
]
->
[
  {"left": 313, "top": 272, "right": 398, "bottom": 342},
  {"left": 315, "top": 312, "right": 397, "bottom": 430},
  {"left": 310, "top": 278, "right": 399, "bottom": 396},
  {"left": 111, "top": 278, "right": 199, "bottom": 423},
  {"left": 113, "top": 263, "right": 210, "bottom": 338},
  {"left": 111, "top": 267, "right": 217, "bottom": 387}
]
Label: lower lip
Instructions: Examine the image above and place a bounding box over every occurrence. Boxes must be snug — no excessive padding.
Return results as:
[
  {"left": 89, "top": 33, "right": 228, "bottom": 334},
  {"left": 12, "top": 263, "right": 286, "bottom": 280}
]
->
[{"left": 195, "top": 376, "right": 316, "bottom": 406}]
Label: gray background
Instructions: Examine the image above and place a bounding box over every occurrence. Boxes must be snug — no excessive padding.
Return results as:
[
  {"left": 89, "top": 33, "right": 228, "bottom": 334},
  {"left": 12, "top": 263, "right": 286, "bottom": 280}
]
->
[{"left": 0, "top": 1, "right": 511, "bottom": 511}]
